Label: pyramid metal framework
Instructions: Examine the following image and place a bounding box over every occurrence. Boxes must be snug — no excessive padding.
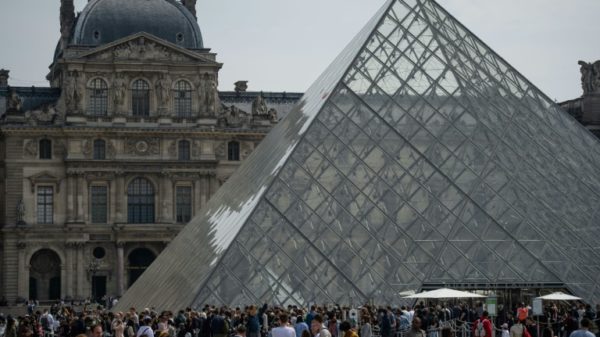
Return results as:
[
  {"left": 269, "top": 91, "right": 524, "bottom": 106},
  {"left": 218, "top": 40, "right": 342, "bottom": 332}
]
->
[{"left": 117, "top": 0, "right": 600, "bottom": 309}]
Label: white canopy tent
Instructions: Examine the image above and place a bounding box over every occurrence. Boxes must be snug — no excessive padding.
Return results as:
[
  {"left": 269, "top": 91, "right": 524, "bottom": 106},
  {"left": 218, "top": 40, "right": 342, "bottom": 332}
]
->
[
  {"left": 536, "top": 292, "right": 581, "bottom": 301},
  {"left": 404, "top": 288, "right": 486, "bottom": 299}
]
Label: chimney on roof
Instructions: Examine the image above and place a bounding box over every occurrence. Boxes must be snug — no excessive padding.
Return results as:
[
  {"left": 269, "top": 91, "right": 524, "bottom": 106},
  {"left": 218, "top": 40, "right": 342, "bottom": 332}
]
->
[
  {"left": 60, "top": 0, "right": 75, "bottom": 49},
  {"left": 0, "top": 69, "right": 8, "bottom": 89},
  {"left": 181, "top": 0, "right": 197, "bottom": 18}
]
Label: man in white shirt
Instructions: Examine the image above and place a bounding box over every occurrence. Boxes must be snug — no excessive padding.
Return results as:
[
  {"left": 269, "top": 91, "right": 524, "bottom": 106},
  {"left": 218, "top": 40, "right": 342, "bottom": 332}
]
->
[{"left": 272, "top": 314, "right": 296, "bottom": 337}]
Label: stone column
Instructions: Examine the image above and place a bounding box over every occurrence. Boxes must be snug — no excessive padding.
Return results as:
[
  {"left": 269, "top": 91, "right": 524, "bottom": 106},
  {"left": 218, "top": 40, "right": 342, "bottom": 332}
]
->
[
  {"left": 76, "top": 243, "right": 84, "bottom": 299},
  {"left": 109, "top": 179, "right": 117, "bottom": 224},
  {"left": 194, "top": 177, "right": 202, "bottom": 212},
  {"left": 159, "top": 176, "right": 173, "bottom": 223},
  {"left": 116, "top": 242, "right": 125, "bottom": 296},
  {"left": 115, "top": 174, "right": 126, "bottom": 223},
  {"left": 66, "top": 175, "right": 75, "bottom": 222},
  {"left": 200, "top": 174, "right": 208, "bottom": 209},
  {"left": 17, "top": 242, "right": 27, "bottom": 300},
  {"left": 75, "top": 174, "right": 84, "bottom": 222},
  {"left": 65, "top": 243, "right": 74, "bottom": 299}
]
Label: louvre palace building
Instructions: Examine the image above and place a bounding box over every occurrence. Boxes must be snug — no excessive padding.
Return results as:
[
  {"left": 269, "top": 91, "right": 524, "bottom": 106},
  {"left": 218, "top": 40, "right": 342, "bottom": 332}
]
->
[
  {"left": 0, "top": 0, "right": 301, "bottom": 304},
  {"left": 4, "top": 0, "right": 600, "bottom": 308}
]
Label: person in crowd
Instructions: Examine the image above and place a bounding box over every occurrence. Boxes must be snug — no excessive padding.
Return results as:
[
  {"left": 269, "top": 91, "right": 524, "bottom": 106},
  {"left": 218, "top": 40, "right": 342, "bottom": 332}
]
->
[
  {"left": 90, "top": 324, "right": 103, "bottom": 337},
  {"left": 568, "top": 318, "right": 595, "bottom": 337},
  {"left": 339, "top": 321, "right": 356, "bottom": 337},
  {"left": 294, "top": 316, "right": 308, "bottom": 337},
  {"left": 137, "top": 317, "right": 155, "bottom": 337},
  {"left": 473, "top": 311, "right": 493, "bottom": 337},
  {"left": 510, "top": 320, "right": 526, "bottom": 337},
  {"left": 234, "top": 325, "right": 247, "bottom": 337},
  {"left": 406, "top": 317, "right": 426, "bottom": 337},
  {"left": 271, "top": 314, "right": 295, "bottom": 337},
  {"left": 311, "top": 315, "right": 331, "bottom": 337},
  {"left": 502, "top": 323, "right": 510, "bottom": 337}
]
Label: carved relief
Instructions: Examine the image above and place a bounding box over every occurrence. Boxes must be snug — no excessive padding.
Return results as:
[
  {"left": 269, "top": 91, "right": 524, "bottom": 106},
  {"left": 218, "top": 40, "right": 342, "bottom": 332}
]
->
[
  {"left": 106, "top": 140, "right": 117, "bottom": 159},
  {"left": 125, "top": 138, "right": 160, "bottom": 156},
  {"left": 192, "top": 140, "right": 202, "bottom": 158},
  {"left": 53, "top": 140, "right": 67, "bottom": 159},
  {"left": 93, "top": 38, "right": 195, "bottom": 63},
  {"left": 168, "top": 140, "right": 177, "bottom": 157},
  {"left": 24, "top": 104, "right": 61, "bottom": 125},
  {"left": 215, "top": 142, "right": 226, "bottom": 159},
  {"left": 219, "top": 105, "right": 250, "bottom": 127},
  {"left": 241, "top": 142, "right": 253, "bottom": 160},
  {"left": 23, "top": 140, "right": 38, "bottom": 158}
]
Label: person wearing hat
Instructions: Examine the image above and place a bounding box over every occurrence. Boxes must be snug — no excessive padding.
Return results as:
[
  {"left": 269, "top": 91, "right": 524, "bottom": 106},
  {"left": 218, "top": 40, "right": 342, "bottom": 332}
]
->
[{"left": 501, "top": 324, "right": 510, "bottom": 337}]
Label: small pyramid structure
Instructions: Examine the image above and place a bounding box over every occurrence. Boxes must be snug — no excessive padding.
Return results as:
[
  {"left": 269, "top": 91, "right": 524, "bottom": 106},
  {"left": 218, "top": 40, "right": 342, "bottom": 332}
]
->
[{"left": 117, "top": 0, "right": 600, "bottom": 309}]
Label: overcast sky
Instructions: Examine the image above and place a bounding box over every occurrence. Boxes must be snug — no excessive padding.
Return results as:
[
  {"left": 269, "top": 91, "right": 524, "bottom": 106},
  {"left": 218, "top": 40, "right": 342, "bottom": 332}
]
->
[{"left": 1, "top": 0, "right": 598, "bottom": 101}]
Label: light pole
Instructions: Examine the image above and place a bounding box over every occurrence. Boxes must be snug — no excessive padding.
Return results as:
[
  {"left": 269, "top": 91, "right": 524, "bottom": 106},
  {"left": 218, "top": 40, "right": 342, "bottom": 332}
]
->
[{"left": 87, "top": 259, "right": 100, "bottom": 303}]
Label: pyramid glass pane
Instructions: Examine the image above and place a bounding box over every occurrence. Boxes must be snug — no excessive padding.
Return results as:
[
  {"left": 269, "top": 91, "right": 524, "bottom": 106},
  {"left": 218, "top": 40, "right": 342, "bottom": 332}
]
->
[{"left": 116, "top": 0, "right": 600, "bottom": 309}]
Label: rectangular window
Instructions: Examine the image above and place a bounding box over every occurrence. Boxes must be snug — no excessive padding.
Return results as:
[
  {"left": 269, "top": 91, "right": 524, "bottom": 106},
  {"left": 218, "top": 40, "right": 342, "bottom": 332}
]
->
[
  {"left": 37, "top": 186, "right": 53, "bottom": 224},
  {"left": 91, "top": 186, "right": 108, "bottom": 223},
  {"left": 176, "top": 186, "right": 192, "bottom": 223}
]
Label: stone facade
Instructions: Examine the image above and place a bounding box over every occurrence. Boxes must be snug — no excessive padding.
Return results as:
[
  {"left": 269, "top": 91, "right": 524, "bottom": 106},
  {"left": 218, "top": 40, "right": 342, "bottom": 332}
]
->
[{"left": 0, "top": 1, "right": 301, "bottom": 304}]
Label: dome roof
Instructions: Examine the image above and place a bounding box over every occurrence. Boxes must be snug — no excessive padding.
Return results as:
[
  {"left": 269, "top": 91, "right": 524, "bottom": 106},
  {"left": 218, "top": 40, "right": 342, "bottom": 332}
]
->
[{"left": 71, "top": 0, "right": 203, "bottom": 49}]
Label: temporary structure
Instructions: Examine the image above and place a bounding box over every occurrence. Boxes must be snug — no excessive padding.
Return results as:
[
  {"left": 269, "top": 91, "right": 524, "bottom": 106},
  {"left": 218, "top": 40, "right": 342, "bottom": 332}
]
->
[
  {"left": 404, "top": 288, "right": 485, "bottom": 299},
  {"left": 536, "top": 292, "right": 581, "bottom": 301}
]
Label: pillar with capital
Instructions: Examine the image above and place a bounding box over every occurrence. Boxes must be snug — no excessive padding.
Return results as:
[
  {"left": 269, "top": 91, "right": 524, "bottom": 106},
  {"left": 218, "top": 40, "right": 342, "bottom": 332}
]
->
[
  {"left": 116, "top": 242, "right": 125, "bottom": 296},
  {"left": 17, "top": 242, "right": 28, "bottom": 300},
  {"left": 75, "top": 242, "right": 84, "bottom": 299}
]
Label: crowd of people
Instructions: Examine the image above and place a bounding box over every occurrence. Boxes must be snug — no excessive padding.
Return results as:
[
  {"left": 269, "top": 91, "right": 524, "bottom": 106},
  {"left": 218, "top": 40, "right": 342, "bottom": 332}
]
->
[{"left": 0, "top": 301, "right": 598, "bottom": 337}]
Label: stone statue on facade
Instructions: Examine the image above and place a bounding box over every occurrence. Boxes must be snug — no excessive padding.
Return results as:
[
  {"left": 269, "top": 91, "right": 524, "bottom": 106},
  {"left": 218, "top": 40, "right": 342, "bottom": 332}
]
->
[
  {"left": 252, "top": 93, "right": 268, "bottom": 116},
  {"left": 579, "top": 61, "right": 594, "bottom": 94},
  {"left": 63, "top": 71, "right": 82, "bottom": 113},
  {"left": 16, "top": 198, "right": 26, "bottom": 225},
  {"left": 268, "top": 108, "right": 278, "bottom": 122},
  {"left": 112, "top": 73, "right": 127, "bottom": 112},
  {"left": 7, "top": 88, "right": 22, "bottom": 112},
  {"left": 579, "top": 60, "right": 600, "bottom": 95},
  {"left": 234, "top": 81, "right": 248, "bottom": 93},
  {"left": 156, "top": 73, "right": 172, "bottom": 115},
  {"left": 204, "top": 73, "right": 219, "bottom": 116}
]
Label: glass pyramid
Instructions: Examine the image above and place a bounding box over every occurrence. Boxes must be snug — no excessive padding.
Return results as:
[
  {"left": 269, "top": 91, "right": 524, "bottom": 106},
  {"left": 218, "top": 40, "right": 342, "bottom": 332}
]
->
[{"left": 117, "top": 0, "right": 600, "bottom": 309}]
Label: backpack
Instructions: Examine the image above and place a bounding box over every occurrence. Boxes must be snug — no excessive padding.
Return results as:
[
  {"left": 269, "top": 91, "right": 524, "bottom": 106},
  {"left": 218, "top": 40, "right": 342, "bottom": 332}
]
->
[
  {"left": 474, "top": 320, "right": 486, "bottom": 337},
  {"left": 41, "top": 316, "right": 50, "bottom": 331}
]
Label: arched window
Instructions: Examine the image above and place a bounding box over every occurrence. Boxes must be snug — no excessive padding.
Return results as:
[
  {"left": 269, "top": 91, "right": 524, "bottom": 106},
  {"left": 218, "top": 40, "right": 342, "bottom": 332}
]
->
[
  {"left": 228, "top": 141, "right": 240, "bottom": 161},
  {"left": 88, "top": 78, "right": 108, "bottom": 116},
  {"left": 178, "top": 140, "right": 190, "bottom": 161},
  {"left": 39, "top": 139, "right": 52, "bottom": 159},
  {"left": 127, "top": 178, "right": 155, "bottom": 223},
  {"left": 174, "top": 80, "right": 192, "bottom": 118},
  {"left": 131, "top": 79, "right": 150, "bottom": 116},
  {"left": 93, "top": 139, "right": 106, "bottom": 160}
]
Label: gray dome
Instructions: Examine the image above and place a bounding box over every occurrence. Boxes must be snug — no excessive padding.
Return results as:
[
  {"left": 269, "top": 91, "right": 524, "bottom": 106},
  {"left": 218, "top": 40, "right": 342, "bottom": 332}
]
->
[{"left": 72, "top": 0, "right": 203, "bottom": 49}]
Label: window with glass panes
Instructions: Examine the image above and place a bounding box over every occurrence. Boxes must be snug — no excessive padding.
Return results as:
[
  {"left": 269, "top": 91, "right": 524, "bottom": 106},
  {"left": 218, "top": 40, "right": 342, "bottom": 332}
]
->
[
  {"left": 131, "top": 79, "right": 150, "bottom": 116},
  {"left": 93, "top": 139, "right": 106, "bottom": 160},
  {"left": 176, "top": 186, "right": 192, "bottom": 223},
  {"left": 127, "top": 178, "right": 154, "bottom": 223},
  {"left": 37, "top": 186, "right": 53, "bottom": 224},
  {"left": 39, "top": 139, "right": 52, "bottom": 159},
  {"left": 90, "top": 186, "right": 108, "bottom": 223},
  {"left": 178, "top": 140, "right": 190, "bottom": 161},
  {"left": 228, "top": 141, "right": 240, "bottom": 161},
  {"left": 88, "top": 78, "right": 108, "bottom": 116},
  {"left": 174, "top": 80, "right": 192, "bottom": 117}
]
